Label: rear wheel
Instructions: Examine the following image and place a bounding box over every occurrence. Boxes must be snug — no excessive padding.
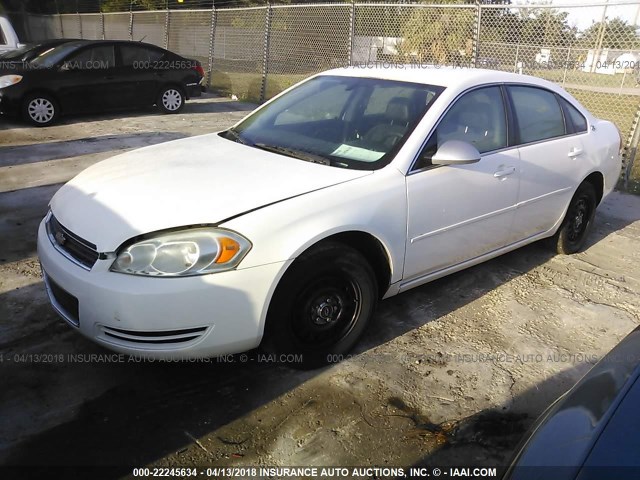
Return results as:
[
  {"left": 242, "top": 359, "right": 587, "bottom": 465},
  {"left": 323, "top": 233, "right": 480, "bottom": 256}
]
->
[
  {"left": 546, "top": 182, "right": 597, "bottom": 254},
  {"left": 22, "top": 93, "right": 58, "bottom": 126},
  {"left": 157, "top": 86, "right": 185, "bottom": 114},
  {"left": 263, "top": 242, "right": 378, "bottom": 369}
]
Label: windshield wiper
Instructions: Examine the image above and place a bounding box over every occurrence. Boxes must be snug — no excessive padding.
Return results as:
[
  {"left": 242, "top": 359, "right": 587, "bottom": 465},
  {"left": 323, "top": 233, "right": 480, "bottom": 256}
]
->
[
  {"left": 253, "top": 143, "right": 331, "bottom": 166},
  {"left": 224, "top": 128, "right": 250, "bottom": 145}
]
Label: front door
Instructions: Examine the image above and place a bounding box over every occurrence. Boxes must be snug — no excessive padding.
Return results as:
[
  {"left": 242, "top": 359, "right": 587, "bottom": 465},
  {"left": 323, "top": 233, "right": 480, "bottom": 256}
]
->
[
  {"left": 56, "top": 44, "right": 119, "bottom": 113},
  {"left": 404, "top": 86, "right": 520, "bottom": 283}
]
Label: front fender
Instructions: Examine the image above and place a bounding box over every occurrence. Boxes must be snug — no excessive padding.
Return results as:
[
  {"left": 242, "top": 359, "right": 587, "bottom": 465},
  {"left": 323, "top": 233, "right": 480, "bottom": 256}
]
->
[{"left": 222, "top": 168, "right": 408, "bottom": 286}]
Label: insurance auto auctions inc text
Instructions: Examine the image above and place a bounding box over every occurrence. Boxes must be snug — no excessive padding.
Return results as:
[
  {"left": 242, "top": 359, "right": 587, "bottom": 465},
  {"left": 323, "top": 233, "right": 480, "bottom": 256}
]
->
[{"left": 197, "top": 466, "right": 498, "bottom": 478}]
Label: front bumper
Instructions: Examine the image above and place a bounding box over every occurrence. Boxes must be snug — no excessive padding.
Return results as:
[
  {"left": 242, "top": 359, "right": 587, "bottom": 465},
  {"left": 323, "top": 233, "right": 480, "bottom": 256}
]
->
[
  {"left": 0, "top": 89, "right": 20, "bottom": 116},
  {"left": 37, "top": 219, "right": 288, "bottom": 359}
]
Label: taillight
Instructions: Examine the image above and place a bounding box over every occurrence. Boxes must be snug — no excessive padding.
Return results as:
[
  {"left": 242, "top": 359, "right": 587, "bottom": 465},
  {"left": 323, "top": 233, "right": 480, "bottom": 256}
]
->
[
  {"left": 616, "top": 126, "right": 625, "bottom": 156},
  {"left": 193, "top": 64, "right": 205, "bottom": 78}
]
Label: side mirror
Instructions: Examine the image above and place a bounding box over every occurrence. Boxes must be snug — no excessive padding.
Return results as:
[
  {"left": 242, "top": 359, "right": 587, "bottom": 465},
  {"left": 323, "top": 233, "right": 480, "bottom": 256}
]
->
[{"left": 432, "top": 140, "right": 481, "bottom": 165}]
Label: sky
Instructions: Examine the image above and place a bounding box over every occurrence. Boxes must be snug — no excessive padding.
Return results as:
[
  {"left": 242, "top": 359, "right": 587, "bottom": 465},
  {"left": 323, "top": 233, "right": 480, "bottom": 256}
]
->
[{"left": 512, "top": 0, "right": 640, "bottom": 31}]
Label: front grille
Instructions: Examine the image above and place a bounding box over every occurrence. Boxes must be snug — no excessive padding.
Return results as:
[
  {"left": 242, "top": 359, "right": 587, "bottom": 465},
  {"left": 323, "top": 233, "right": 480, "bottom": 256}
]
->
[
  {"left": 100, "top": 326, "right": 208, "bottom": 345},
  {"left": 44, "top": 272, "right": 80, "bottom": 327},
  {"left": 47, "top": 214, "right": 99, "bottom": 270}
]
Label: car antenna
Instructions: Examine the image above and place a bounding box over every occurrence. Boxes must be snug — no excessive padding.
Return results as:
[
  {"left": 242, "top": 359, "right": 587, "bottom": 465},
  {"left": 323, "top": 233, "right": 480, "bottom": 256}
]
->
[{"left": 138, "top": 35, "right": 147, "bottom": 42}]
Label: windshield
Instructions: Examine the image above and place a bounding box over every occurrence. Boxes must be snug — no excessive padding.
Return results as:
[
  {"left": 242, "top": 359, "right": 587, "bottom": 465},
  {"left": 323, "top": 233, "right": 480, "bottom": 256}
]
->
[
  {"left": 0, "top": 44, "right": 32, "bottom": 60},
  {"left": 30, "top": 42, "right": 87, "bottom": 68},
  {"left": 223, "top": 75, "right": 444, "bottom": 170}
]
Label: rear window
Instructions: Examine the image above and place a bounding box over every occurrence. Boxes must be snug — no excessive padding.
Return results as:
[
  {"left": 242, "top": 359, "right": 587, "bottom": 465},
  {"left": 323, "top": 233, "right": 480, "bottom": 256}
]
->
[
  {"left": 560, "top": 97, "right": 588, "bottom": 133},
  {"left": 509, "top": 86, "right": 566, "bottom": 144},
  {"left": 120, "top": 45, "right": 164, "bottom": 66}
]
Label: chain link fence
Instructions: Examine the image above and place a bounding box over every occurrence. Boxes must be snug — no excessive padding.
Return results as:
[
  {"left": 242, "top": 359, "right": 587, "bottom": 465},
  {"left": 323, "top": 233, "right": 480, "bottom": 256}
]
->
[
  {"left": 477, "top": 3, "right": 640, "bottom": 190},
  {"left": 7, "top": 1, "right": 640, "bottom": 187}
]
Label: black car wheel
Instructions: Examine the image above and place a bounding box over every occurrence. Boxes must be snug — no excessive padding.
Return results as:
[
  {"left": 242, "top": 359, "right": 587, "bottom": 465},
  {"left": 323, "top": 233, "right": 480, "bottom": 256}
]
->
[
  {"left": 263, "top": 242, "right": 378, "bottom": 369},
  {"left": 157, "top": 86, "right": 185, "bottom": 113},
  {"left": 547, "top": 182, "right": 597, "bottom": 254},
  {"left": 23, "top": 93, "right": 58, "bottom": 127}
]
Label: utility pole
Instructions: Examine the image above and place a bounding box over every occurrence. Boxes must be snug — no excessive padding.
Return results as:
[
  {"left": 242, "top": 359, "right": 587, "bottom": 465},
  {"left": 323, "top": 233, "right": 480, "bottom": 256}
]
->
[{"left": 592, "top": 0, "right": 609, "bottom": 73}]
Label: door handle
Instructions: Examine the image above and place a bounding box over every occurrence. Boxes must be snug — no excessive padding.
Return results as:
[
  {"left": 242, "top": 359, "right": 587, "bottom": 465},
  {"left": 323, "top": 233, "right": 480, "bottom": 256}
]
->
[
  {"left": 494, "top": 166, "right": 516, "bottom": 178},
  {"left": 568, "top": 148, "right": 583, "bottom": 158}
]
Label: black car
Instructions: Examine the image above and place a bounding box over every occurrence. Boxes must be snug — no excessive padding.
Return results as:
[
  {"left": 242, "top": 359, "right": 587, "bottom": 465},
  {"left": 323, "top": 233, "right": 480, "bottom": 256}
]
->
[
  {"left": 0, "top": 39, "right": 205, "bottom": 126},
  {"left": 0, "top": 38, "right": 79, "bottom": 63},
  {"left": 504, "top": 326, "right": 640, "bottom": 480}
]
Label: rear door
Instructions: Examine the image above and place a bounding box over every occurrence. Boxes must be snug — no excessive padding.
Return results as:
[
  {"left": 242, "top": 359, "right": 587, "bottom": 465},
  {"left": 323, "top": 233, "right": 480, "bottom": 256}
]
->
[
  {"left": 508, "top": 85, "right": 588, "bottom": 239},
  {"left": 117, "top": 43, "right": 164, "bottom": 107}
]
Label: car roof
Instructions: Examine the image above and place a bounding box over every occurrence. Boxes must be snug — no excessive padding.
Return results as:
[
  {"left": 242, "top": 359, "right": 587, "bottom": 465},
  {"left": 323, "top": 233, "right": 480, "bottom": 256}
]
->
[
  {"left": 70, "top": 39, "right": 166, "bottom": 49},
  {"left": 38, "top": 38, "right": 83, "bottom": 45},
  {"left": 321, "top": 65, "right": 563, "bottom": 94}
]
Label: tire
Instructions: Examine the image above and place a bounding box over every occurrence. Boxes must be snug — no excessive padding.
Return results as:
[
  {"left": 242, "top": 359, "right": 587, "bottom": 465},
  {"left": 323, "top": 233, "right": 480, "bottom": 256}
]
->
[
  {"left": 546, "top": 182, "right": 597, "bottom": 254},
  {"left": 263, "top": 242, "right": 378, "bottom": 369},
  {"left": 22, "top": 93, "right": 59, "bottom": 127},
  {"left": 157, "top": 86, "right": 185, "bottom": 114}
]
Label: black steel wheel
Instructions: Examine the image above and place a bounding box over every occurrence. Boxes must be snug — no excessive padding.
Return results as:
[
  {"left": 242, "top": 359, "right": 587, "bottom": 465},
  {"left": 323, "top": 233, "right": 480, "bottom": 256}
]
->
[
  {"left": 547, "top": 182, "right": 597, "bottom": 254},
  {"left": 263, "top": 242, "right": 377, "bottom": 369}
]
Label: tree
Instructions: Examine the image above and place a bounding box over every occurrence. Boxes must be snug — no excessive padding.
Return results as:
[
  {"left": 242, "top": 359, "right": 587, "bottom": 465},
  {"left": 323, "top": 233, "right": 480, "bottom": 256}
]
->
[
  {"left": 400, "top": 6, "right": 475, "bottom": 64},
  {"left": 515, "top": 8, "right": 575, "bottom": 47},
  {"left": 579, "top": 17, "right": 640, "bottom": 50}
]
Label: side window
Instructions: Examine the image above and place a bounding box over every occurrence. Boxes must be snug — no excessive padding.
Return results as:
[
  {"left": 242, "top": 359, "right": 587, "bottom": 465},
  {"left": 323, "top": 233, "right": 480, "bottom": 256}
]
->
[
  {"left": 415, "top": 86, "right": 507, "bottom": 170},
  {"left": 0, "top": 27, "right": 6, "bottom": 45},
  {"left": 509, "top": 86, "right": 565, "bottom": 144},
  {"left": 560, "top": 97, "right": 588, "bottom": 133},
  {"left": 65, "top": 45, "right": 115, "bottom": 70},
  {"left": 120, "top": 45, "right": 164, "bottom": 67}
]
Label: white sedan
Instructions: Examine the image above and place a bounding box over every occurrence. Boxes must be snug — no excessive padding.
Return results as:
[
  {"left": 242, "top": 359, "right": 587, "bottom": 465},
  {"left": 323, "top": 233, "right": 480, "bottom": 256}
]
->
[{"left": 38, "top": 67, "right": 622, "bottom": 367}]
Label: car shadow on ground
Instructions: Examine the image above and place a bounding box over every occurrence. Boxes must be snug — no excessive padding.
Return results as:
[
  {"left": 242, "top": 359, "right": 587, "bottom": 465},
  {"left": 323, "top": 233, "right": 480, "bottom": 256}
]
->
[
  {"left": 406, "top": 362, "right": 598, "bottom": 471},
  {"left": 0, "top": 96, "right": 254, "bottom": 131},
  {"left": 183, "top": 99, "right": 255, "bottom": 114},
  {"left": 2, "top": 201, "right": 637, "bottom": 472},
  {"left": 0, "top": 184, "right": 62, "bottom": 265},
  {"left": 0, "top": 133, "right": 188, "bottom": 167}
]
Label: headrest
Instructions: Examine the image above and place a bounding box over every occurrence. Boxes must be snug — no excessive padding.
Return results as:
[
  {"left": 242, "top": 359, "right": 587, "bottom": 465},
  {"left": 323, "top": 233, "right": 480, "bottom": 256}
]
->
[{"left": 386, "top": 97, "right": 411, "bottom": 124}]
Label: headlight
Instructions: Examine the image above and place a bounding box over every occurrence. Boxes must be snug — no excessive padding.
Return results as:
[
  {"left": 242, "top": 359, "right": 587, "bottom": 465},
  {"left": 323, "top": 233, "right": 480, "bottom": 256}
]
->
[
  {"left": 0, "top": 75, "right": 23, "bottom": 89},
  {"left": 110, "top": 228, "right": 251, "bottom": 277}
]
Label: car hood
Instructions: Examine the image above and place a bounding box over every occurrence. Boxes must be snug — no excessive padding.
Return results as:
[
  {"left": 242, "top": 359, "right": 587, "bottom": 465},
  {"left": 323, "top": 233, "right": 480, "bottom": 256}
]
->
[{"left": 50, "top": 133, "right": 371, "bottom": 252}]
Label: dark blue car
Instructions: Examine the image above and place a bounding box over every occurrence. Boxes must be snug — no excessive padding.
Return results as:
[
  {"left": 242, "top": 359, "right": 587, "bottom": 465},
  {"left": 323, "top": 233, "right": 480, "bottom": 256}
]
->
[{"left": 505, "top": 326, "right": 640, "bottom": 480}]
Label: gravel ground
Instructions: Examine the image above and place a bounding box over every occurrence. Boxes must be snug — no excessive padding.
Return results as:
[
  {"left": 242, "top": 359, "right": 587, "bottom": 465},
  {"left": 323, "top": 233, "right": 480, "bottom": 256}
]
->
[{"left": 1, "top": 95, "right": 639, "bottom": 476}]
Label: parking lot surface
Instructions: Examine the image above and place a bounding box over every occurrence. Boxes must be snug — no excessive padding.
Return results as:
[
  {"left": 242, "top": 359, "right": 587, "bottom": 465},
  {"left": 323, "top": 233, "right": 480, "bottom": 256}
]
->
[{"left": 1, "top": 95, "right": 639, "bottom": 472}]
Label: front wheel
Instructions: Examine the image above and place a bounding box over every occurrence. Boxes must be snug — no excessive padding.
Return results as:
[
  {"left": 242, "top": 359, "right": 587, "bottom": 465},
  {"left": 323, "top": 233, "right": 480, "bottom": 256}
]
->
[
  {"left": 546, "top": 182, "right": 597, "bottom": 254},
  {"left": 263, "top": 242, "right": 378, "bottom": 369},
  {"left": 22, "top": 93, "right": 59, "bottom": 126},
  {"left": 157, "top": 86, "right": 185, "bottom": 114}
]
